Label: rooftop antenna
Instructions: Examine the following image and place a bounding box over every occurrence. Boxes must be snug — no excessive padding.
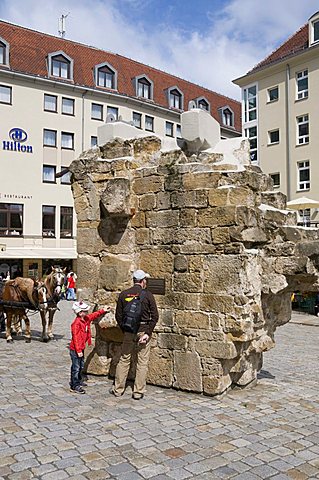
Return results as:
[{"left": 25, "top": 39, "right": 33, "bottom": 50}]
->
[{"left": 58, "top": 13, "right": 70, "bottom": 39}]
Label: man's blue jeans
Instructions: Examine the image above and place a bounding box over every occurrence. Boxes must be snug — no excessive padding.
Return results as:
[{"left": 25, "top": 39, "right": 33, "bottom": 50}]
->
[{"left": 70, "top": 349, "right": 84, "bottom": 389}]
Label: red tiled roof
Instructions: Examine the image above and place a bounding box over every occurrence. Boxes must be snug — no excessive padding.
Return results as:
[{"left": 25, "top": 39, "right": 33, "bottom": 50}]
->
[
  {"left": 0, "top": 20, "right": 241, "bottom": 132},
  {"left": 249, "top": 24, "right": 309, "bottom": 73}
]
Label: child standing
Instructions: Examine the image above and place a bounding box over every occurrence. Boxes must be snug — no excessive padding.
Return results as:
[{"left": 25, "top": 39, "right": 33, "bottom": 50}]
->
[{"left": 69, "top": 301, "right": 109, "bottom": 394}]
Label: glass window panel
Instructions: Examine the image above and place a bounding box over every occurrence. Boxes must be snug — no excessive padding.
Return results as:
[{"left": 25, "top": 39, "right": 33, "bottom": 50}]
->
[
  {"left": 0, "top": 85, "right": 11, "bottom": 104},
  {"left": 0, "top": 44, "right": 4, "bottom": 64},
  {"left": 133, "top": 112, "right": 142, "bottom": 128},
  {"left": 91, "top": 103, "right": 103, "bottom": 120},
  {"left": 60, "top": 207, "right": 73, "bottom": 237},
  {"left": 43, "top": 129, "right": 57, "bottom": 147},
  {"left": 43, "top": 165, "right": 56, "bottom": 183},
  {"left": 314, "top": 20, "right": 319, "bottom": 41},
  {"left": 62, "top": 97, "right": 74, "bottom": 115},
  {"left": 249, "top": 110, "right": 257, "bottom": 121},
  {"left": 44, "top": 94, "right": 57, "bottom": 112},
  {"left": 61, "top": 132, "right": 74, "bottom": 149},
  {"left": 145, "top": 115, "right": 154, "bottom": 131},
  {"left": 166, "top": 121, "right": 174, "bottom": 136},
  {"left": 61, "top": 167, "right": 71, "bottom": 185},
  {"left": 107, "top": 106, "right": 118, "bottom": 120},
  {"left": 91, "top": 136, "right": 98, "bottom": 148}
]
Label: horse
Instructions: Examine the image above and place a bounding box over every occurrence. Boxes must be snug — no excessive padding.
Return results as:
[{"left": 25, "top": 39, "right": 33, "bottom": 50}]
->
[
  {"left": 0, "top": 277, "right": 48, "bottom": 343},
  {"left": 39, "top": 266, "right": 66, "bottom": 341}
]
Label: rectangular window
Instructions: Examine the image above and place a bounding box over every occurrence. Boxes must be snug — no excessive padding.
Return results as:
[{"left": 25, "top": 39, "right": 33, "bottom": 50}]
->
[
  {"left": 245, "top": 126, "right": 258, "bottom": 162},
  {"left": 61, "top": 132, "right": 74, "bottom": 150},
  {"left": 145, "top": 115, "right": 154, "bottom": 132},
  {"left": 176, "top": 124, "right": 182, "bottom": 138},
  {"left": 296, "top": 70, "right": 308, "bottom": 100},
  {"left": 52, "top": 57, "right": 70, "bottom": 79},
  {"left": 268, "top": 129, "right": 280, "bottom": 144},
  {"left": 43, "top": 129, "right": 57, "bottom": 147},
  {"left": 0, "top": 85, "right": 12, "bottom": 104},
  {"left": 298, "top": 160, "right": 310, "bottom": 190},
  {"left": 42, "top": 205, "right": 55, "bottom": 237},
  {"left": 270, "top": 173, "right": 280, "bottom": 188},
  {"left": 97, "top": 66, "right": 115, "bottom": 89},
  {"left": 91, "top": 136, "right": 98, "bottom": 148},
  {"left": 60, "top": 167, "right": 71, "bottom": 185},
  {"left": 297, "top": 115, "right": 309, "bottom": 145},
  {"left": 0, "top": 203, "right": 23, "bottom": 236},
  {"left": 60, "top": 207, "right": 73, "bottom": 238},
  {"left": 314, "top": 20, "right": 319, "bottom": 42},
  {"left": 62, "top": 97, "right": 74, "bottom": 115},
  {"left": 137, "top": 78, "right": 151, "bottom": 99},
  {"left": 107, "top": 106, "right": 118, "bottom": 121},
  {"left": 0, "top": 43, "right": 5, "bottom": 64},
  {"left": 299, "top": 208, "right": 310, "bottom": 225},
  {"left": 133, "top": 112, "right": 142, "bottom": 129},
  {"left": 267, "top": 86, "right": 279, "bottom": 102},
  {"left": 244, "top": 85, "right": 257, "bottom": 122},
  {"left": 43, "top": 165, "right": 56, "bottom": 183},
  {"left": 91, "top": 103, "right": 103, "bottom": 121},
  {"left": 44, "top": 94, "right": 57, "bottom": 112},
  {"left": 166, "top": 121, "right": 174, "bottom": 137}
]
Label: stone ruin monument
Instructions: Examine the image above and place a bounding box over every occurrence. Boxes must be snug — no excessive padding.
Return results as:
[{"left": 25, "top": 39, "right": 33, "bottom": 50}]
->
[{"left": 69, "top": 109, "right": 319, "bottom": 396}]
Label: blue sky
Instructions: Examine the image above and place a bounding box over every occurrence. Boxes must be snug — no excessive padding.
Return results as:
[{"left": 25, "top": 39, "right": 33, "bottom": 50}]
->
[{"left": 0, "top": 0, "right": 318, "bottom": 99}]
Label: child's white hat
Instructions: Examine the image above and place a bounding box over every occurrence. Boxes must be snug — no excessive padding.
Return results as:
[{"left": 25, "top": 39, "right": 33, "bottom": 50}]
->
[{"left": 72, "top": 301, "right": 90, "bottom": 314}]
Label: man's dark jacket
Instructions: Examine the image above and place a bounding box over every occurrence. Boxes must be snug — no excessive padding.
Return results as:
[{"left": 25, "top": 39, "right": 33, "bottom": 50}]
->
[{"left": 115, "top": 284, "right": 159, "bottom": 336}]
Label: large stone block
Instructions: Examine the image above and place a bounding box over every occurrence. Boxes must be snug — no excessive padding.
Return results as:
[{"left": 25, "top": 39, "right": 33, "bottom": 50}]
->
[
  {"left": 147, "top": 348, "right": 173, "bottom": 387},
  {"left": 100, "top": 178, "right": 131, "bottom": 216},
  {"left": 195, "top": 339, "right": 237, "bottom": 359},
  {"left": 146, "top": 210, "right": 179, "bottom": 228},
  {"left": 203, "top": 374, "right": 232, "bottom": 395},
  {"left": 175, "top": 311, "right": 209, "bottom": 330},
  {"left": 140, "top": 249, "right": 174, "bottom": 277},
  {"left": 99, "top": 255, "right": 132, "bottom": 290},
  {"left": 133, "top": 175, "right": 164, "bottom": 194},
  {"left": 157, "top": 333, "right": 187, "bottom": 350},
  {"left": 173, "top": 273, "right": 203, "bottom": 293},
  {"left": 200, "top": 294, "right": 235, "bottom": 314},
  {"left": 173, "top": 352, "right": 202, "bottom": 392},
  {"left": 171, "top": 191, "right": 208, "bottom": 208},
  {"left": 77, "top": 255, "right": 101, "bottom": 290}
]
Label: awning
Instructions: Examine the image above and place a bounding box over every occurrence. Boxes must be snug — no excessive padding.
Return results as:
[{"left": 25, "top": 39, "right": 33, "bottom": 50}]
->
[{"left": 0, "top": 248, "right": 77, "bottom": 259}]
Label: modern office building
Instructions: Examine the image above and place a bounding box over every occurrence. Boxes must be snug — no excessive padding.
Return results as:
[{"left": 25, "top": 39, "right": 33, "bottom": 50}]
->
[
  {"left": 0, "top": 19, "right": 241, "bottom": 278},
  {"left": 233, "top": 12, "right": 319, "bottom": 224}
]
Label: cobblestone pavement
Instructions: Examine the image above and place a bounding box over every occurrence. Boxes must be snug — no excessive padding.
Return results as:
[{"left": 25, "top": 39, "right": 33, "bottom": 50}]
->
[{"left": 0, "top": 303, "right": 318, "bottom": 480}]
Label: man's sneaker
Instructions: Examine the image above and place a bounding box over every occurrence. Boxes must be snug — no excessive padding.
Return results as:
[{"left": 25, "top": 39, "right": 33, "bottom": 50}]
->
[
  {"left": 80, "top": 382, "right": 88, "bottom": 387},
  {"left": 70, "top": 386, "right": 86, "bottom": 394},
  {"left": 109, "top": 387, "right": 123, "bottom": 397},
  {"left": 132, "top": 392, "right": 144, "bottom": 400}
]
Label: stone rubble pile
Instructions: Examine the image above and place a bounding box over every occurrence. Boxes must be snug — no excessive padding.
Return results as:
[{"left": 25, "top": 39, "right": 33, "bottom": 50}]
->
[{"left": 69, "top": 116, "right": 319, "bottom": 396}]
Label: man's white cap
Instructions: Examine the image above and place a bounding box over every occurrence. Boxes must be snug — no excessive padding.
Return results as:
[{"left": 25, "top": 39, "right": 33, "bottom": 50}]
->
[
  {"left": 133, "top": 269, "right": 150, "bottom": 281},
  {"left": 72, "top": 301, "right": 90, "bottom": 314}
]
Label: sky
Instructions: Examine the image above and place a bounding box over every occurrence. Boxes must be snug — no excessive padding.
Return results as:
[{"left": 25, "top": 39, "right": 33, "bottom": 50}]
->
[{"left": 0, "top": 0, "right": 318, "bottom": 100}]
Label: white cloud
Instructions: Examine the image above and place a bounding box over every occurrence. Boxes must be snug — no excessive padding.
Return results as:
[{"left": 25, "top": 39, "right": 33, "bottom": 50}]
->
[{"left": 1, "top": 0, "right": 318, "bottom": 99}]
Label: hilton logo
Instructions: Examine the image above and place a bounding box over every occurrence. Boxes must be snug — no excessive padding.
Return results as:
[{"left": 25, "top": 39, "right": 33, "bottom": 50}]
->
[{"left": 2, "top": 128, "right": 33, "bottom": 153}]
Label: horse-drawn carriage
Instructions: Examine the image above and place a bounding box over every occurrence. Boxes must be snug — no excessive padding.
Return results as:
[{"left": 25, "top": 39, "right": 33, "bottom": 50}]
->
[{"left": 0, "top": 267, "right": 65, "bottom": 343}]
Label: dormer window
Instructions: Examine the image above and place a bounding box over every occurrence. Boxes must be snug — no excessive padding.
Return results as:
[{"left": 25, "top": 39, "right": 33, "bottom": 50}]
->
[
  {"left": 95, "top": 62, "right": 117, "bottom": 90},
  {"left": 0, "top": 37, "right": 9, "bottom": 66},
  {"left": 196, "top": 97, "right": 210, "bottom": 112},
  {"left": 135, "top": 75, "right": 153, "bottom": 100},
  {"left": 48, "top": 51, "right": 73, "bottom": 80},
  {"left": 168, "top": 86, "right": 183, "bottom": 110},
  {"left": 309, "top": 12, "right": 319, "bottom": 44},
  {"left": 219, "top": 106, "right": 234, "bottom": 127}
]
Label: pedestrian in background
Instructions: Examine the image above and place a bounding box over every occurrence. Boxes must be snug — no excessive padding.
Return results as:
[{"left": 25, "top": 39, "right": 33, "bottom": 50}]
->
[
  {"left": 66, "top": 272, "right": 76, "bottom": 301},
  {"left": 69, "top": 301, "right": 110, "bottom": 394}
]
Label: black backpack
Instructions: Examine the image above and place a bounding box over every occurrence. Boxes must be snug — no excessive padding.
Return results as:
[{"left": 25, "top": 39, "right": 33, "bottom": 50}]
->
[{"left": 121, "top": 290, "right": 146, "bottom": 334}]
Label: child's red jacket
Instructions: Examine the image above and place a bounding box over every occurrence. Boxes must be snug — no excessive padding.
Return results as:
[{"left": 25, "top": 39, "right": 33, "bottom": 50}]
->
[{"left": 70, "top": 309, "right": 105, "bottom": 354}]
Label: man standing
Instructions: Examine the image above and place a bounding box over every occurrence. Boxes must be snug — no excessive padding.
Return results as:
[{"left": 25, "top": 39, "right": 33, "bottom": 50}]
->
[{"left": 111, "top": 270, "right": 159, "bottom": 400}]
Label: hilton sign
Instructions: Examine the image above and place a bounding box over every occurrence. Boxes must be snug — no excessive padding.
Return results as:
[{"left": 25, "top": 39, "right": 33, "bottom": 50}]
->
[{"left": 2, "top": 128, "right": 33, "bottom": 153}]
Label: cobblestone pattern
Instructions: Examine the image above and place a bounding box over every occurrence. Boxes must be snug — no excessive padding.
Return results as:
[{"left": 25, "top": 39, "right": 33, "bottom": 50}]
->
[{"left": 0, "top": 303, "right": 318, "bottom": 479}]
